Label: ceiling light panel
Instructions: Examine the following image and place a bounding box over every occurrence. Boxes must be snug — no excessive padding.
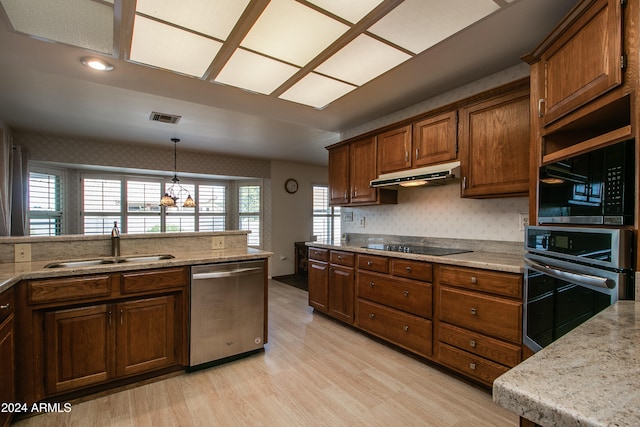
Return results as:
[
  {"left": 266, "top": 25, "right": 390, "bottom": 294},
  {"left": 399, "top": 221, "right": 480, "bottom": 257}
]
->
[
  {"left": 215, "top": 49, "right": 299, "bottom": 95},
  {"left": 315, "top": 34, "right": 411, "bottom": 86},
  {"left": 135, "top": 0, "right": 250, "bottom": 41},
  {"left": 130, "top": 15, "right": 222, "bottom": 77},
  {"left": 279, "top": 73, "right": 356, "bottom": 109},
  {"left": 306, "top": 0, "right": 384, "bottom": 24},
  {"left": 240, "top": 0, "right": 349, "bottom": 67},
  {"left": 368, "top": 0, "right": 500, "bottom": 54},
  {"left": 0, "top": 0, "right": 113, "bottom": 53}
]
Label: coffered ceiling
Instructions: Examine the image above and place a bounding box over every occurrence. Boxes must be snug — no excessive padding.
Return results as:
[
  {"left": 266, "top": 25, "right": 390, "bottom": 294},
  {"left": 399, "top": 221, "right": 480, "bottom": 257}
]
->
[{"left": 0, "top": 0, "right": 578, "bottom": 165}]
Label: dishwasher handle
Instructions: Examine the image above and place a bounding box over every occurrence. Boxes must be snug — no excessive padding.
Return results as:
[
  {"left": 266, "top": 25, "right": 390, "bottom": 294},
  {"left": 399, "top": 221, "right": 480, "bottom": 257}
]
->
[{"left": 192, "top": 267, "right": 262, "bottom": 280}]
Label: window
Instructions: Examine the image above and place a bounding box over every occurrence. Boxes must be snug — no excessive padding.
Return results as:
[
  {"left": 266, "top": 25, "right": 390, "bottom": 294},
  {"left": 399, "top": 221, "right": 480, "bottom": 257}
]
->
[
  {"left": 313, "top": 185, "right": 340, "bottom": 244},
  {"left": 238, "top": 184, "right": 261, "bottom": 247},
  {"left": 29, "top": 169, "right": 63, "bottom": 236},
  {"left": 81, "top": 174, "right": 227, "bottom": 234}
]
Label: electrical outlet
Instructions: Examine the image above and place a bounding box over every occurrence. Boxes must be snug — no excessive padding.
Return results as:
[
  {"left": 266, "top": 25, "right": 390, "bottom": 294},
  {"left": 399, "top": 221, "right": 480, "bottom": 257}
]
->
[
  {"left": 359, "top": 216, "right": 366, "bottom": 228},
  {"left": 519, "top": 213, "right": 529, "bottom": 231},
  {"left": 15, "top": 243, "right": 31, "bottom": 262},
  {"left": 211, "top": 236, "right": 226, "bottom": 250},
  {"left": 343, "top": 211, "right": 354, "bottom": 222}
]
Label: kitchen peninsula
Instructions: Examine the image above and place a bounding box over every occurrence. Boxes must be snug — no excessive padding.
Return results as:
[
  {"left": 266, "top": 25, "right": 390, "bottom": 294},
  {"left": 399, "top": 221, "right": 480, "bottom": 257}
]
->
[{"left": 0, "top": 231, "right": 271, "bottom": 426}]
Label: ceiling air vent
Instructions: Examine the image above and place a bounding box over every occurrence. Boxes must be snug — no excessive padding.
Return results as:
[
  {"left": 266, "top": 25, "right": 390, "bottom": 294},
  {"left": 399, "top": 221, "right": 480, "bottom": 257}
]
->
[{"left": 150, "top": 111, "right": 181, "bottom": 124}]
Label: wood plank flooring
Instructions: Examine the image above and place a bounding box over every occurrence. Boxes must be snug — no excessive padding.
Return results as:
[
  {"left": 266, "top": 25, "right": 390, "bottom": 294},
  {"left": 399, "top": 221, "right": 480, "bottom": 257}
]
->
[{"left": 15, "top": 280, "right": 518, "bottom": 426}]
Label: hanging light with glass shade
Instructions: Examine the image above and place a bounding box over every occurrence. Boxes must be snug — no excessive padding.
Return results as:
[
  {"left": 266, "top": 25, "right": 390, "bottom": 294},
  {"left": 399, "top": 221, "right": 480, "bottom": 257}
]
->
[{"left": 160, "top": 138, "right": 196, "bottom": 208}]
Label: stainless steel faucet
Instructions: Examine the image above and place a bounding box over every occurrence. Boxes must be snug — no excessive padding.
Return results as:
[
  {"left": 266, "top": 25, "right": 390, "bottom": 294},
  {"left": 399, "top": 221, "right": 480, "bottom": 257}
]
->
[{"left": 111, "top": 221, "right": 120, "bottom": 257}]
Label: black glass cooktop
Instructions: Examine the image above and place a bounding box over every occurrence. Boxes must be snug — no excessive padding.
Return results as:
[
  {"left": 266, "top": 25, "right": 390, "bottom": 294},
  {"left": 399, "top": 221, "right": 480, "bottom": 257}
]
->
[{"left": 362, "top": 244, "right": 471, "bottom": 256}]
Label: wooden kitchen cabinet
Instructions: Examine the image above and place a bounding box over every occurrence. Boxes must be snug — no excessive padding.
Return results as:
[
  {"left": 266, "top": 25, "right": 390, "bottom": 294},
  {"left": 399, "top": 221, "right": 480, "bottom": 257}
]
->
[
  {"left": 327, "top": 138, "right": 397, "bottom": 207},
  {"left": 377, "top": 125, "right": 412, "bottom": 174},
  {"left": 459, "top": 84, "right": 530, "bottom": 198},
  {"left": 413, "top": 110, "right": 458, "bottom": 167},
  {"left": 437, "top": 265, "right": 523, "bottom": 386},
  {"left": 308, "top": 248, "right": 355, "bottom": 324},
  {"left": 19, "top": 266, "right": 188, "bottom": 402},
  {"left": 308, "top": 248, "right": 329, "bottom": 312},
  {"left": 0, "top": 287, "right": 15, "bottom": 427}
]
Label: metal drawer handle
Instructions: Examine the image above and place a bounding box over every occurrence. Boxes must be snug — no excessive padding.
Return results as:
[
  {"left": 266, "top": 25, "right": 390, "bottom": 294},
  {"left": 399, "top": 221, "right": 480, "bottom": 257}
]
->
[
  {"left": 369, "top": 313, "right": 375, "bottom": 319},
  {"left": 405, "top": 266, "right": 412, "bottom": 272},
  {"left": 469, "top": 340, "right": 476, "bottom": 348},
  {"left": 403, "top": 290, "right": 409, "bottom": 297},
  {"left": 469, "top": 363, "right": 477, "bottom": 371},
  {"left": 470, "top": 308, "right": 477, "bottom": 315},
  {"left": 367, "top": 260, "right": 373, "bottom": 266},
  {"left": 470, "top": 276, "right": 477, "bottom": 284},
  {"left": 0, "top": 303, "right": 9, "bottom": 310},
  {"left": 369, "top": 281, "right": 375, "bottom": 288},
  {"left": 337, "top": 255, "right": 343, "bottom": 260},
  {"left": 403, "top": 325, "right": 409, "bottom": 332}
]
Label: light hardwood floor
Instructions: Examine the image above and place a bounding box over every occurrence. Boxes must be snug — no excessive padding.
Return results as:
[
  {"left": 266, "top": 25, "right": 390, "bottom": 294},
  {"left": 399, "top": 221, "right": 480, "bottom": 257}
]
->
[{"left": 15, "top": 280, "right": 518, "bottom": 426}]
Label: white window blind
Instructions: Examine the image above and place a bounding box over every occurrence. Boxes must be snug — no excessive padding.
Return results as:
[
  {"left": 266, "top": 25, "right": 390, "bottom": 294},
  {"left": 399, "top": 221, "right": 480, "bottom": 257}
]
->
[
  {"left": 198, "top": 184, "right": 226, "bottom": 231},
  {"left": 29, "top": 170, "right": 63, "bottom": 236},
  {"left": 239, "top": 184, "right": 261, "bottom": 247},
  {"left": 313, "top": 185, "right": 340, "bottom": 244}
]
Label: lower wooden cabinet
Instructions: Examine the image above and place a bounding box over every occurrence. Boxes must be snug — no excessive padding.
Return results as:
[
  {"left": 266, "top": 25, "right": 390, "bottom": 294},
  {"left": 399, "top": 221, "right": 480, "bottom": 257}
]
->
[
  {"left": 308, "top": 248, "right": 355, "bottom": 325},
  {"left": 0, "top": 287, "right": 15, "bottom": 427}
]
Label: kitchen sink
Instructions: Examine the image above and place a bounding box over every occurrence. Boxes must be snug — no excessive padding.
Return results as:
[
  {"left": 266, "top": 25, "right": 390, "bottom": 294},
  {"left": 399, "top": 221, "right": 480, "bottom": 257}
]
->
[{"left": 44, "top": 254, "right": 174, "bottom": 268}]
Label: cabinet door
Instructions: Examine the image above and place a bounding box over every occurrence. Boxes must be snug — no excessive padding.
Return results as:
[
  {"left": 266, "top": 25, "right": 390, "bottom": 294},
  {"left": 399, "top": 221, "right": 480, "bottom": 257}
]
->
[
  {"left": 459, "top": 88, "right": 530, "bottom": 198},
  {"left": 413, "top": 111, "right": 457, "bottom": 167},
  {"left": 308, "top": 260, "right": 329, "bottom": 313},
  {"left": 116, "top": 296, "right": 175, "bottom": 377},
  {"left": 349, "top": 137, "right": 378, "bottom": 204},
  {"left": 377, "top": 125, "right": 412, "bottom": 174},
  {"left": 328, "top": 144, "right": 350, "bottom": 205},
  {"left": 0, "top": 314, "right": 14, "bottom": 427},
  {"left": 539, "top": 0, "right": 623, "bottom": 125},
  {"left": 45, "top": 304, "right": 113, "bottom": 394},
  {"left": 328, "top": 265, "right": 354, "bottom": 324}
]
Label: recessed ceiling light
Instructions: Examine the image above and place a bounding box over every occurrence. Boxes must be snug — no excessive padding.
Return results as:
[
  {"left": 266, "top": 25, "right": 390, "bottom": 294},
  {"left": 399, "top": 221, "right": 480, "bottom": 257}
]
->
[{"left": 81, "top": 57, "right": 114, "bottom": 71}]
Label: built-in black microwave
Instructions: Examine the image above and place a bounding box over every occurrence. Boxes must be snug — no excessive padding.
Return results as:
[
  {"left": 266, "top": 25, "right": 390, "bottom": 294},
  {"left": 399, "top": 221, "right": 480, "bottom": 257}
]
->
[{"left": 538, "top": 139, "right": 635, "bottom": 226}]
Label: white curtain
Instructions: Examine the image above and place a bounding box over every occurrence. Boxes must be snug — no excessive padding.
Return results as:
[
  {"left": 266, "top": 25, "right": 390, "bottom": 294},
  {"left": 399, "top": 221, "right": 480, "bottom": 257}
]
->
[{"left": 0, "top": 129, "right": 10, "bottom": 236}]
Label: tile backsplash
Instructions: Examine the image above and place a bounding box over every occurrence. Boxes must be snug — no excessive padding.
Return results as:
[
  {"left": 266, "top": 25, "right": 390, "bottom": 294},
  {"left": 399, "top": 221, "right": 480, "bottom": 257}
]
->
[{"left": 341, "top": 183, "right": 528, "bottom": 242}]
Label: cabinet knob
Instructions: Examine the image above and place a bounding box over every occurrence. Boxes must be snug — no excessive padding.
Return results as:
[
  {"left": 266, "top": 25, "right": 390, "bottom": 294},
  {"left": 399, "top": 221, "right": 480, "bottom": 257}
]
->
[
  {"left": 337, "top": 255, "right": 343, "bottom": 260},
  {"left": 470, "top": 276, "right": 477, "bottom": 284},
  {"left": 369, "top": 313, "right": 375, "bottom": 319},
  {"left": 538, "top": 98, "right": 545, "bottom": 118},
  {"left": 405, "top": 266, "right": 412, "bottom": 273},
  {"left": 0, "top": 303, "right": 9, "bottom": 310},
  {"left": 469, "top": 340, "right": 476, "bottom": 348},
  {"left": 369, "top": 281, "right": 375, "bottom": 288},
  {"left": 403, "top": 325, "right": 409, "bottom": 332},
  {"left": 108, "top": 310, "right": 112, "bottom": 326},
  {"left": 403, "top": 290, "right": 409, "bottom": 297},
  {"left": 470, "top": 308, "right": 477, "bottom": 316},
  {"left": 469, "top": 363, "right": 477, "bottom": 371},
  {"left": 367, "top": 260, "right": 373, "bottom": 266}
]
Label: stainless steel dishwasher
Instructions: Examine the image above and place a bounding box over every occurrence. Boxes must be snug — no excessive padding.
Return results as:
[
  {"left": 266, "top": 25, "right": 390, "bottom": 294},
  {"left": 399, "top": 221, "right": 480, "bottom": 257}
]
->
[{"left": 189, "top": 260, "right": 265, "bottom": 369}]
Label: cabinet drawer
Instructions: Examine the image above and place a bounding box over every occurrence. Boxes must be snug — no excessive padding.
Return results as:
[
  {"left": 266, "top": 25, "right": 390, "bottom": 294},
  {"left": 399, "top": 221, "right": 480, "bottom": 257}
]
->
[
  {"left": 308, "top": 247, "right": 329, "bottom": 262},
  {"left": 121, "top": 267, "right": 187, "bottom": 294},
  {"left": 28, "top": 275, "right": 112, "bottom": 305},
  {"left": 439, "top": 286, "right": 521, "bottom": 343},
  {"left": 0, "top": 287, "right": 14, "bottom": 324},
  {"left": 439, "top": 265, "right": 521, "bottom": 298},
  {"left": 357, "top": 299, "right": 432, "bottom": 357},
  {"left": 330, "top": 251, "right": 354, "bottom": 267},
  {"left": 357, "top": 254, "right": 389, "bottom": 273},
  {"left": 358, "top": 271, "right": 432, "bottom": 318},
  {"left": 439, "top": 323, "right": 520, "bottom": 368},
  {"left": 392, "top": 259, "right": 433, "bottom": 282},
  {"left": 439, "top": 343, "right": 509, "bottom": 386}
]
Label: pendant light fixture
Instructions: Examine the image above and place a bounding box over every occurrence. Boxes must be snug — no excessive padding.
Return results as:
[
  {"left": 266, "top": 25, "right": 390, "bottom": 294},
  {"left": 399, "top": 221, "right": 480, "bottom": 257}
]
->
[{"left": 160, "top": 138, "right": 196, "bottom": 208}]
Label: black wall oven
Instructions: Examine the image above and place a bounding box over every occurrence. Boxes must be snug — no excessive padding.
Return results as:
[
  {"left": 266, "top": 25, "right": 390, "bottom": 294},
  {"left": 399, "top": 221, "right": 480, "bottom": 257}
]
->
[
  {"left": 538, "top": 139, "right": 634, "bottom": 226},
  {"left": 524, "top": 226, "right": 634, "bottom": 352}
]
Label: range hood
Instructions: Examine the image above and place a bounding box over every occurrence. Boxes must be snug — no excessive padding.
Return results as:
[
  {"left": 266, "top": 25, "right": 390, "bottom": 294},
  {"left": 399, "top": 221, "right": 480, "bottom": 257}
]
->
[{"left": 370, "top": 161, "right": 461, "bottom": 188}]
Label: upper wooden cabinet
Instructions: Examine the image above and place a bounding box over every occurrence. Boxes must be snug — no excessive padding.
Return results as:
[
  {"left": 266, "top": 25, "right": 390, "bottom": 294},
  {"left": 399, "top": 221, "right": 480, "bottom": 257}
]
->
[
  {"left": 459, "top": 86, "right": 530, "bottom": 198},
  {"left": 527, "top": 0, "right": 624, "bottom": 127},
  {"left": 413, "top": 111, "right": 458, "bottom": 167},
  {"left": 378, "top": 125, "right": 412, "bottom": 174},
  {"left": 328, "top": 137, "right": 397, "bottom": 207}
]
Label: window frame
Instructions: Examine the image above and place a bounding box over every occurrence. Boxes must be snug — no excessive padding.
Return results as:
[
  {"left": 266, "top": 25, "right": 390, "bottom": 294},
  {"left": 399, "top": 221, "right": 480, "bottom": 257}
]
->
[
  {"left": 238, "top": 181, "right": 263, "bottom": 248},
  {"left": 312, "top": 184, "right": 340, "bottom": 245},
  {"left": 28, "top": 165, "right": 66, "bottom": 236}
]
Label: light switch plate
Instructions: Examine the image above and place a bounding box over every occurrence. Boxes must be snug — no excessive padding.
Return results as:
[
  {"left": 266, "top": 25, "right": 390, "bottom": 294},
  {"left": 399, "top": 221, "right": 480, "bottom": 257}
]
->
[
  {"left": 15, "top": 243, "right": 32, "bottom": 262},
  {"left": 211, "top": 236, "right": 226, "bottom": 250}
]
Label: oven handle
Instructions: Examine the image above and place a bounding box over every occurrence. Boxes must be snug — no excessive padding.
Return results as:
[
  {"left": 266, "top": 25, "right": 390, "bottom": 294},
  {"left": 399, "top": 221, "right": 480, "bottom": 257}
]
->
[{"left": 525, "top": 258, "right": 616, "bottom": 289}]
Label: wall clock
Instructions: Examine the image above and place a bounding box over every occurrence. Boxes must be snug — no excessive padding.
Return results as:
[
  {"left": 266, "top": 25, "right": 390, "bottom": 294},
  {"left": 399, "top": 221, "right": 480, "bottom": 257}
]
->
[{"left": 285, "top": 178, "right": 299, "bottom": 194}]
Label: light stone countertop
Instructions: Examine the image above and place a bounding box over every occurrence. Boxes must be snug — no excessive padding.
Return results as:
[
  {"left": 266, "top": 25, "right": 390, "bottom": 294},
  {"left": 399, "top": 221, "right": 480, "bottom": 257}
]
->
[
  {"left": 0, "top": 247, "right": 272, "bottom": 293},
  {"left": 493, "top": 301, "right": 640, "bottom": 427},
  {"left": 305, "top": 242, "right": 524, "bottom": 274}
]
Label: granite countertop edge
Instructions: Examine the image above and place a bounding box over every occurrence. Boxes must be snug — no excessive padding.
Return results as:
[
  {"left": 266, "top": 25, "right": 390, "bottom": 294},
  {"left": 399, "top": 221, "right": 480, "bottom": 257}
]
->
[
  {"left": 304, "top": 242, "right": 524, "bottom": 274},
  {"left": 0, "top": 248, "right": 273, "bottom": 293}
]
